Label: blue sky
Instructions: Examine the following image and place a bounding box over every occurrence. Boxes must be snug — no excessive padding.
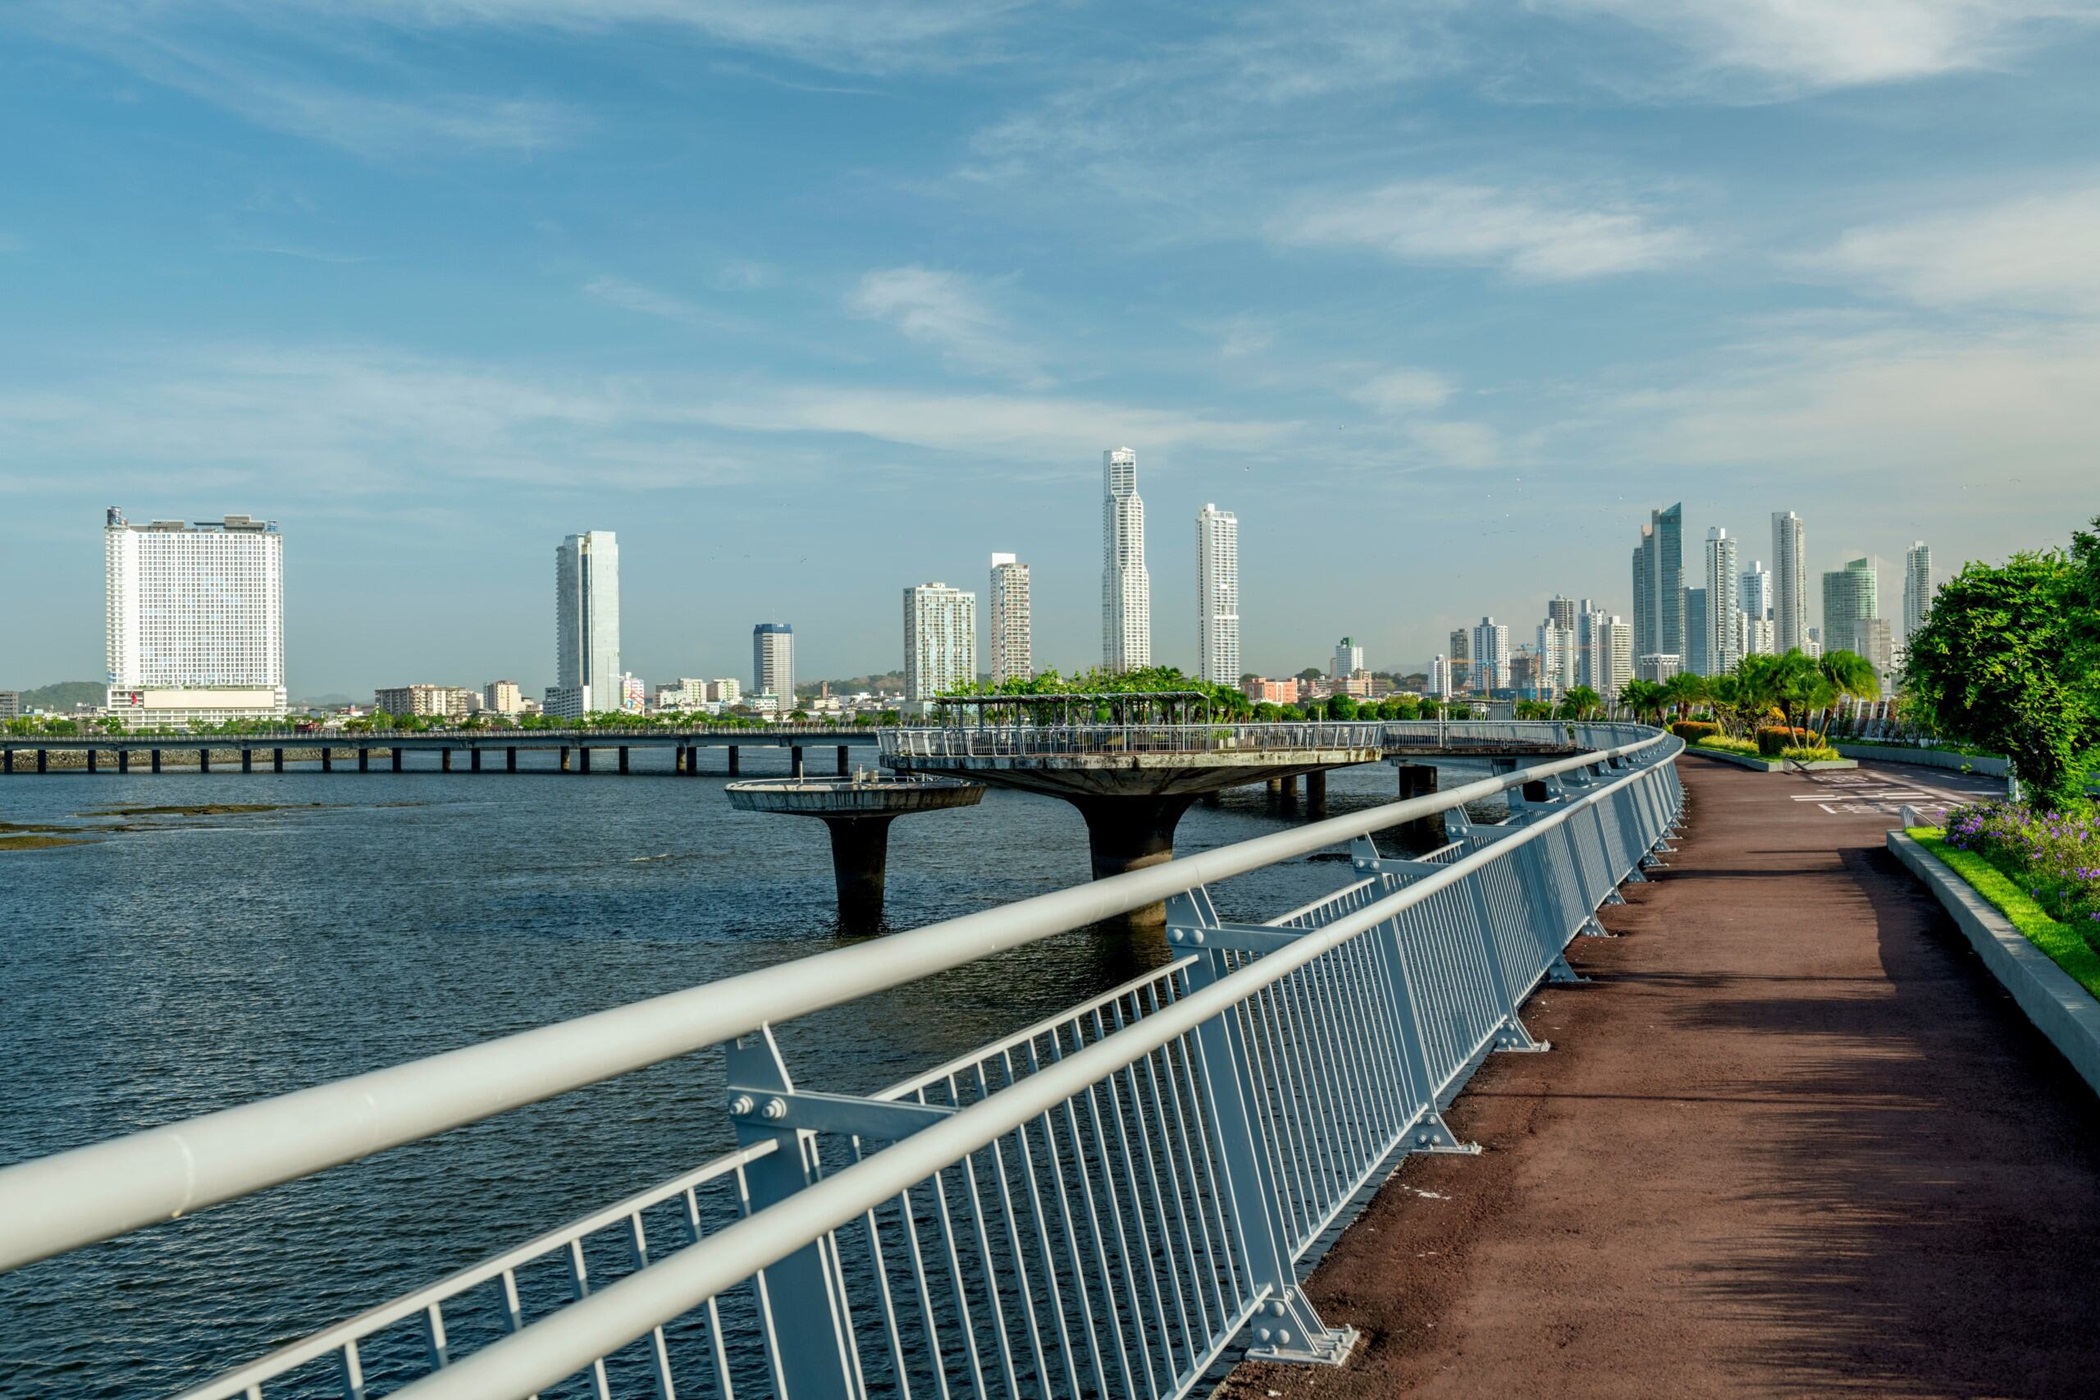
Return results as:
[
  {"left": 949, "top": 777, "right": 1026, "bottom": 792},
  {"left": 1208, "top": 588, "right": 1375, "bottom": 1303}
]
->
[{"left": 3, "top": 1, "right": 2097, "bottom": 696}]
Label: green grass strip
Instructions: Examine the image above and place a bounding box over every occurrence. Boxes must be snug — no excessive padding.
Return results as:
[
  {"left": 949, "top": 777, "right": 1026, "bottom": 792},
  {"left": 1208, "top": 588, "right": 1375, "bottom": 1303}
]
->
[{"left": 1907, "top": 827, "right": 2100, "bottom": 1001}]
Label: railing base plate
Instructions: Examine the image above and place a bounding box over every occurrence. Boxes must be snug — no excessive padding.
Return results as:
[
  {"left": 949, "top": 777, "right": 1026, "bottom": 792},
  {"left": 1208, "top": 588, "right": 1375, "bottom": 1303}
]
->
[{"left": 1247, "top": 1323, "right": 1358, "bottom": 1366}]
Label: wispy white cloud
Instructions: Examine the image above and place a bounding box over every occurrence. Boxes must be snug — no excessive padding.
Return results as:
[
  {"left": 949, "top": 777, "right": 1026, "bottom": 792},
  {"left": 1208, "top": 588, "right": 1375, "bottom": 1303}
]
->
[
  {"left": 1805, "top": 187, "right": 2100, "bottom": 312},
  {"left": 0, "top": 343, "right": 1302, "bottom": 496},
  {"left": 1537, "top": 0, "right": 2100, "bottom": 93},
  {"left": 1275, "top": 180, "right": 1700, "bottom": 281},
  {"left": 846, "top": 266, "right": 1047, "bottom": 386},
  {"left": 1348, "top": 367, "right": 1457, "bottom": 414},
  {"left": 1590, "top": 317, "right": 2100, "bottom": 497},
  {"left": 583, "top": 275, "right": 699, "bottom": 320}
]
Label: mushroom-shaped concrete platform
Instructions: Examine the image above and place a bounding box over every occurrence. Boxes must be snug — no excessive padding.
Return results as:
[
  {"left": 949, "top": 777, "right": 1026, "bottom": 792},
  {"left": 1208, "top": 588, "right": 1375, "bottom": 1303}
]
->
[{"left": 725, "top": 774, "right": 985, "bottom": 929}]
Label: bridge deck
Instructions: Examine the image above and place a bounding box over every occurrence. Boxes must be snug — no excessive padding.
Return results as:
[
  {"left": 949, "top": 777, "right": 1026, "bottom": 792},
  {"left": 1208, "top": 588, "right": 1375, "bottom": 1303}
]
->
[{"left": 1228, "top": 757, "right": 2100, "bottom": 1397}]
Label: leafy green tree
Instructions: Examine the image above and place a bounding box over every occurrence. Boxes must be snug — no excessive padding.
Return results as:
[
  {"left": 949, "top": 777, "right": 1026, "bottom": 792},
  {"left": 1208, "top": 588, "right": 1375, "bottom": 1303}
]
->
[
  {"left": 1905, "top": 547, "right": 2099, "bottom": 808},
  {"left": 1618, "top": 679, "right": 1666, "bottom": 724},
  {"left": 1555, "top": 685, "right": 1603, "bottom": 721},
  {"left": 1660, "top": 671, "right": 1708, "bottom": 720},
  {"left": 1513, "top": 699, "right": 1553, "bottom": 719},
  {"left": 1325, "top": 693, "right": 1359, "bottom": 720}
]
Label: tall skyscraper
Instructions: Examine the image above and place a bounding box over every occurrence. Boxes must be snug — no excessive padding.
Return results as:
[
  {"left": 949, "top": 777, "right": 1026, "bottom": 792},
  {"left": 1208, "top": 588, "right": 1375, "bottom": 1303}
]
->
[
  {"left": 1631, "top": 504, "right": 1684, "bottom": 659},
  {"left": 1772, "top": 511, "right": 1807, "bottom": 652},
  {"left": 1903, "top": 541, "right": 1933, "bottom": 641},
  {"left": 1470, "top": 617, "right": 1510, "bottom": 692},
  {"left": 1195, "top": 504, "right": 1240, "bottom": 686},
  {"left": 988, "top": 553, "right": 1032, "bottom": 686},
  {"left": 1546, "top": 595, "right": 1579, "bottom": 631},
  {"left": 104, "top": 508, "right": 286, "bottom": 724},
  {"left": 1101, "top": 447, "right": 1151, "bottom": 672},
  {"left": 1704, "top": 527, "right": 1741, "bottom": 676},
  {"left": 753, "top": 622, "right": 794, "bottom": 704},
  {"left": 1820, "top": 557, "right": 1879, "bottom": 661},
  {"left": 1448, "top": 627, "right": 1471, "bottom": 692},
  {"left": 550, "top": 530, "right": 619, "bottom": 719},
  {"left": 1740, "top": 560, "right": 1772, "bottom": 623},
  {"left": 904, "top": 582, "right": 976, "bottom": 703}
]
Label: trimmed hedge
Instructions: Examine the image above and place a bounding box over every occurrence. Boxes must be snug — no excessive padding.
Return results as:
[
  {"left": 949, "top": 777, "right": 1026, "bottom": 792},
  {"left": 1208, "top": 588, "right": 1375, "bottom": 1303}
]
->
[{"left": 1670, "top": 720, "right": 1720, "bottom": 741}]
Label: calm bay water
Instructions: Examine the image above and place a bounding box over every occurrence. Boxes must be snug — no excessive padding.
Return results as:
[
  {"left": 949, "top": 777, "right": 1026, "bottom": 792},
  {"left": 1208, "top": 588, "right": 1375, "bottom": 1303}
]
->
[{"left": 0, "top": 748, "right": 1458, "bottom": 1398}]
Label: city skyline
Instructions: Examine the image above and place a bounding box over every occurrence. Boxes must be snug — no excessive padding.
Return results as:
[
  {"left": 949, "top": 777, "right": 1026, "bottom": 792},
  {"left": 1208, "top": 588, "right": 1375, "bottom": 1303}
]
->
[
  {"left": 47, "top": 492, "right": 1958, "bottom": 706},
  {"left": 3, "top": 4, "right": 2093, "bottom": 694}
]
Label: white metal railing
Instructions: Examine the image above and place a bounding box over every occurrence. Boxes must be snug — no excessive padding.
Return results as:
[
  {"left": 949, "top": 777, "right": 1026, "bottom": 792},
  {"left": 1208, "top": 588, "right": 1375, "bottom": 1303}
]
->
[
  {"left": 0, "top": 727, "right": 1684, "bottom": 1399},
  {"left": 880, "top": 719, "right": 1620, "bottom": 761}
]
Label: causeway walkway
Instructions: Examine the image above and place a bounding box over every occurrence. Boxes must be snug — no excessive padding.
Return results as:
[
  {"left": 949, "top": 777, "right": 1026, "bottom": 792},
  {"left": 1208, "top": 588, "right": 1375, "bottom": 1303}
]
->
[{"left": 1226, "top": 756, "right": 2100, "bottom": 1398}]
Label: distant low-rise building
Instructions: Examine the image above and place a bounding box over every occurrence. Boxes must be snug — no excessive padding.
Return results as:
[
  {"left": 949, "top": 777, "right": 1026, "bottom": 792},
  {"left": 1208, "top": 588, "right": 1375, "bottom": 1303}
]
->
[
  {"left": 375, "top": 684, "right": 473, "bottom": 717},
  {"left": 618, "top": 672, "right": 646, "bottom": 714},
  {"left": 483, "top": 680, "right": 524, "bottom": 715},
  {"left": 1635, "top": 653, "right": 1682, "bottom": 683},
  {"left": 0, "top": 691, "right": 18, "bottom": 721},
  {"left": 1241, "top": 677, "right": 1297, "bottom": 705}
]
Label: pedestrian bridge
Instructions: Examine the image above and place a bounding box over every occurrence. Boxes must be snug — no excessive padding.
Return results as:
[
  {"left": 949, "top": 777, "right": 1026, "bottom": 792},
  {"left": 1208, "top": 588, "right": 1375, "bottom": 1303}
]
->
[{"left": 0, "top": 725, "right": 1685, "bottom": 1399}]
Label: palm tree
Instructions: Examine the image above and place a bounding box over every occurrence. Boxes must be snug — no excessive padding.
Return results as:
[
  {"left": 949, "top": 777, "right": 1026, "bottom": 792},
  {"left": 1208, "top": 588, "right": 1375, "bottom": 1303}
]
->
[
  {"left": 1556, "top": 685, "right": 1603, "bottom": 720},
  {"left": 1661, "top": 670, "right": 1708, "bottom": 721},
  {"left": 1812, "top": 650, "right": 1881, "bottom": 742},
  {"left": 1618, "top": 679, "right": 1666, "bottom": 725}
]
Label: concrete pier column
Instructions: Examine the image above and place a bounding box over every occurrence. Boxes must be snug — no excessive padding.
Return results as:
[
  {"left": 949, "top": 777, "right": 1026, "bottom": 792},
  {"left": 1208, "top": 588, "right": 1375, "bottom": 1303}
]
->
[
  {"left": 2, "top": 750, "right": 11, "bottom": 774},
  {"left": 1277, "top": 773, "right": 1299, "bottom": 811},
  {"left": 87, "top": 749, "right": 99, "bottom": 774},
  {"left": 151, "top": 750, "right": 162, "bottom": 774},
  {"left": 117, "top": 750, "right": 130, "bottom": 774},
  {"left": 198, "top": 749, "right": 210, "bottom": 773},
  {"left": 727, "top": 746, "right": 741, "bottom": 776},
  {"left": 1304, "top": 769, "right": 1328, "bottom": 820},
  {"left": 506, "top": 747, "right": 517, "bottom": 772},
  {"left": 471, "top": 748, "right": 482, "bottom": 773},
  {"left": 687, "top": 747, "right": 700, "bottom": 777},
  {"left": 37, "top": 750, "right": 48, "bottom": 774},
  {"left": 441, "top": 749, "right": 452, "bottom": 773},
  {"left": 274, "top": 748, "right": 285, "bottom": 772},
  {"left": 579, "top": 747, "right": 592, "bottom": 774},
  {"left": 321, "top": 749, "right": 333, "bottom": 773},
  {"left": 618, "top": 746, "right": 630, "bottom": 775},
  {"left": 837, "top": 745, "right": 851, "bottom": 776},
  {"left": 792, "top": 746, "right": 805, "bottom": 778},
  {"left": 1266, "top": 777, "right": 1283, "bottom": 799},
  {"left": 1068, "top": 794, "right": 1201, "bottom": 930},
  {"left": 392, "top": 749, "right": 403, "bottom": 773},
  {"left": 675, "top": 744, "right": 687, "bottom": 775},
  {"left": 240, "top": 749, "right": 252, "bottom": 773},
  {"left": 1396, "top": 764, "right": 1444, "bottom": 850},
  {"left": 357, "top": 749, "right": 368, "bottom": 772},
  {"left": 821, "top": 815, "right": 898, "bottom": 931},
  {"left": 560, "top": 746, "right": 571, "bottom": 772}
]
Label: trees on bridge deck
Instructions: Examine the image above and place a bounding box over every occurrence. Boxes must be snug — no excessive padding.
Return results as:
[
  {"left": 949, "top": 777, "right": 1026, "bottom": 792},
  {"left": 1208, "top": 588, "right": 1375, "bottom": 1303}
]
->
[{"left": 1904, "top": 520, "right": 2100, "bottom": 810}]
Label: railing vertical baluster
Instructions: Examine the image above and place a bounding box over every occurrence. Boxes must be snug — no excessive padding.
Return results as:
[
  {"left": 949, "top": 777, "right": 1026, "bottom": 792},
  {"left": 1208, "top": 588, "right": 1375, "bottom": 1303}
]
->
[
  {"left": 1170, "top": 887, "right": 1358, "bottom": 1364},
  {"left": 721, "top": 1029, "right": 857, "bottom": 1400}
]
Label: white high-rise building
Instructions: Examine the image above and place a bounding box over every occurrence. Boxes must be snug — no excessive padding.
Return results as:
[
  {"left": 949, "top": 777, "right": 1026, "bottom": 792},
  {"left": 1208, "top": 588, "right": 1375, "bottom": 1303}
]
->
[
  {"left": 1332, "top": 637, "right": 1364, "bottom": 679},
  {"left": 1470, "top": 617, "right": 1511, "bottom": 692},
  {"left": 904, "top": 582, "right": 977, "bottom": 704},
  {"left": 105, "top": 509, "right": 286, "bottom": 725},
  {"left": 1101, "top": 447, "right": 1151, "bottom": 672},
  {"left": 1536, "top": 622, "right": 1577, "bottom": 696},
  {"left": 1196, "top": 504, "right": 1240, "bottom": 686},
  {"left": 988, "top": 554, "right": 1032, "bottom": 686},
  {"left": 752, "top": 623, "right": 794, "bottom": 706},
  {"left": 1596, "top": 616, "right": 1633, "bottom": 700},
  {"left": 1903, "top": 541, "right": 1933, "bottom": 641},
  {"left": 1704, "top": 527, "right": 1741, "bottom": 676},
  {"left": 1772, "top": 511, "right": 1807, "bottom": 653},
  {"left": 1430, "top": 654, "right": 1453, "bottom": 698},
  {"left": 550, "top": 530, "right": 619, "bottom": 719}
]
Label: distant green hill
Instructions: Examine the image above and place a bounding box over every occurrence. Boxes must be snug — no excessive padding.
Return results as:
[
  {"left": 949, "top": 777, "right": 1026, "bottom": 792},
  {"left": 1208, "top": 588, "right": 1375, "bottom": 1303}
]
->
[{"left": 10, "top": 681, "right": 105, "bottom": 711}]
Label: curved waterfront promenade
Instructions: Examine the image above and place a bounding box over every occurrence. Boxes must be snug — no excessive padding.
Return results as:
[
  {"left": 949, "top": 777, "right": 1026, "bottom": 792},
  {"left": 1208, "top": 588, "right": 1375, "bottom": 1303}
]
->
[{"left": 1225, "top": 756, "right": 2100, "bottom": 1397}]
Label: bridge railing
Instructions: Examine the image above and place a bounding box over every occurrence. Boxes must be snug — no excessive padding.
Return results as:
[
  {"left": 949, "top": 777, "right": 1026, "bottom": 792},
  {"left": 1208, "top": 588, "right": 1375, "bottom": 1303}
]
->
[
  {"left": 0, "top": 730, "right": 1685, "bottom": 1400},
  {"left": 881, "top": 719, "right": 1625, "bottom": 761}
]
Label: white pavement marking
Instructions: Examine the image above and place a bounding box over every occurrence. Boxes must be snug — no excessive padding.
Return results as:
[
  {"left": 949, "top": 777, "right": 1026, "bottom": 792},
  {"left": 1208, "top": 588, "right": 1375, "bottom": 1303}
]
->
[{"left": 1785, "top": 764, "right": 2002, "bottom": 820}]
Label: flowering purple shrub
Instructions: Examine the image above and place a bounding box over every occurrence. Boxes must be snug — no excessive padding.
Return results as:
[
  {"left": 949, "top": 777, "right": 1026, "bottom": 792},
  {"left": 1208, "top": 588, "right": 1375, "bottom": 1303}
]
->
[{"left": 1944, "top": 802, "right": 2100, "bottom": 935}]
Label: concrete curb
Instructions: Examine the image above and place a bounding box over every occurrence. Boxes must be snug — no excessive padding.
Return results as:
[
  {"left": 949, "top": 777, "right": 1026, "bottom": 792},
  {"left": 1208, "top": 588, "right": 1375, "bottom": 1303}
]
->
[
  {"left": 1888, "top": 830, "right": 2100, "bottom": 1099},
  {"left": 1685, "top": 748, "right": 1858, "bottom": 773},
  {"left": 1836, "top": 743, "right": 2005, "bottom": 775}
]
